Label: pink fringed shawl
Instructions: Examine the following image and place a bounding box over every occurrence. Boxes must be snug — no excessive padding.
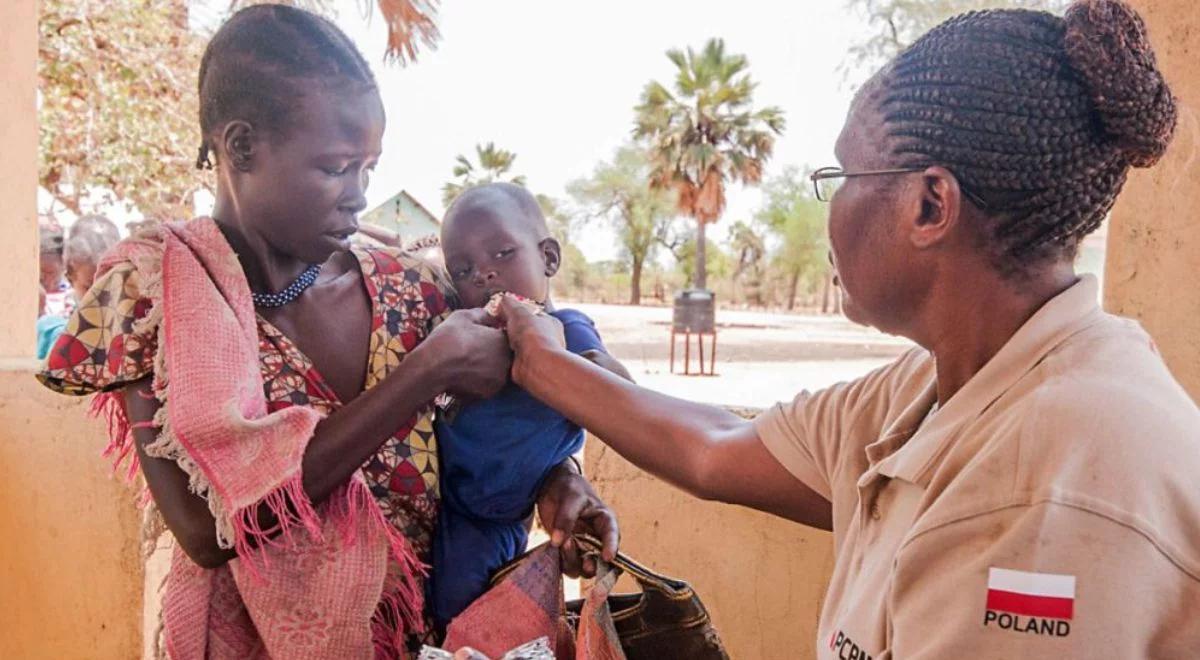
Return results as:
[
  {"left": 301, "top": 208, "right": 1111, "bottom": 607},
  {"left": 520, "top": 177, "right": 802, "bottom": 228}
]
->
[{"left": 94, "top": 218, "right": 425, "bottom": 659}]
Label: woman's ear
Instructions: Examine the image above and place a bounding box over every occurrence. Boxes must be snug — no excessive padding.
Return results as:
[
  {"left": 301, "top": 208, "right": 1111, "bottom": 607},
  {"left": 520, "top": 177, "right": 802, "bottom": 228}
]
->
[
  {"left": 221, "top": 120, "right": 256, "bottom": 173},
  {"left": 910, "top": 166, "right": 962, "bottom": 249},
  {"left": 540, "top": 237, "right": 562, "bottom": 277}
]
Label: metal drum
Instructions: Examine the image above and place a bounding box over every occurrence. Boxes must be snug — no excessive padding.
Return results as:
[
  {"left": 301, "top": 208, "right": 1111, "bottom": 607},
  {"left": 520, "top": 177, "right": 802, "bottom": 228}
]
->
[{"left": 672, "top": 289, "right": 715, "bottom": 334}]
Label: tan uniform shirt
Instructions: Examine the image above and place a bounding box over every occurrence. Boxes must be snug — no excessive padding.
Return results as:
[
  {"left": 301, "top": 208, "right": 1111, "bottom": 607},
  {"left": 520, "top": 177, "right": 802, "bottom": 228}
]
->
[{"left": 755, "top": 276, "right": 1200, "bottom": 659}]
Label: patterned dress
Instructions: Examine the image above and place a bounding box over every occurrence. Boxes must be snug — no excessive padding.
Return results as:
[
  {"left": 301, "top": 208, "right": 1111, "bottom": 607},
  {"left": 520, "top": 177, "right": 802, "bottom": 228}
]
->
[{"left": 38, "top": 245, "right": 451, "bottom": 565}]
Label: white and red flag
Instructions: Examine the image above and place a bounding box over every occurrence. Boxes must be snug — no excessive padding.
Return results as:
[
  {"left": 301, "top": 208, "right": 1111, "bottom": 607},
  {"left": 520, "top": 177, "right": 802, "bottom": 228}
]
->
[{"left": 986, "top": 567, "right": 1076, "bottom": 620}]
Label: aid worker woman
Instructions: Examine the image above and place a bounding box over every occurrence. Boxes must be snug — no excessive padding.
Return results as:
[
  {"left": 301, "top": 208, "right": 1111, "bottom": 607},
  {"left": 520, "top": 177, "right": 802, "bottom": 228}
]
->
[{"left": 496, "top": 1, "right": 1200, "bottom": 657}]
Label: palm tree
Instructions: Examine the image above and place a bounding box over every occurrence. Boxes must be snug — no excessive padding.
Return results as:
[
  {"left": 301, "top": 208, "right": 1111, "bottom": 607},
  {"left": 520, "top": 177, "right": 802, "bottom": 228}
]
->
[
  {"left": 441, "top": 142, "right": 527, "bottom": 208},
  {"left": 634, "top": 38, "right": 785, "bottom": 291},
  {"left": 229, "top": 0, "right": 439, "bottom": 64}
]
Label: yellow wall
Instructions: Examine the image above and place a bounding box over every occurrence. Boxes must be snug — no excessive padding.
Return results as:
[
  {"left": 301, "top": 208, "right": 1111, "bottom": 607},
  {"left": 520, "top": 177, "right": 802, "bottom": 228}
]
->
[
  {"left": 0, "top": 0, "right": 39, "bottom": 358},
  {"left": 586, "top": 437, "right": 835, "bottom": 660},
  {"left": 0, "top": 364, "right": 144, "bottom": 659},
  {"left": 1106, "top": 0, "right": 1200, "bottom": 402}
]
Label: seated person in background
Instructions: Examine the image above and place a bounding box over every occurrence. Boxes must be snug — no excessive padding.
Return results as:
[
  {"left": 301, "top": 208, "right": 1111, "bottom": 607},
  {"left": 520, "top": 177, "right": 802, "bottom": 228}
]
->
[
  {"left": 37, "top": 214, "right": 122, "bottom": 359},
  {"left": 38, "top": 215, "right": 71, "bottom": 317},
  {"left": 35, "top": 287, "right": 66, "bottom": 360},
  {"left": 36, "top": 216, "right": 70, "bottom": 359},
  {"left": 429, "top": 182, "right": 630, "bottom": 628},
  {"left": 64, "top": 214, "right": 122, "bottom": 302}
]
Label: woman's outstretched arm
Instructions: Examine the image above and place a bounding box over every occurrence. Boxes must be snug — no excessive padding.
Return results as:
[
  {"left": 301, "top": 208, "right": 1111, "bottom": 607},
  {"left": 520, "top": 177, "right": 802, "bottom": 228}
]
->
[{"left": 499, "top": 297, "right": 832, "bottom": 530}]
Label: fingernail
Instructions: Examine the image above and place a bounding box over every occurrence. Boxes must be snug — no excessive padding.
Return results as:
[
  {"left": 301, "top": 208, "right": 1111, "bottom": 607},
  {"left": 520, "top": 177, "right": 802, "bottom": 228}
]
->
[{"left": 551, "top": 530, "right": 564, "bottom": 547}]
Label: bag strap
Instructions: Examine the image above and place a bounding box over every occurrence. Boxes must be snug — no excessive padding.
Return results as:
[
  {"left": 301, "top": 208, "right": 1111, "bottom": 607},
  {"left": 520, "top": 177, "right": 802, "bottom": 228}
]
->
[
  {"left": 490, "top": 536, "right": 693, "bottom": 598},
  {"left": 566, "top": 535, "right": 694, "bottom": 598}
]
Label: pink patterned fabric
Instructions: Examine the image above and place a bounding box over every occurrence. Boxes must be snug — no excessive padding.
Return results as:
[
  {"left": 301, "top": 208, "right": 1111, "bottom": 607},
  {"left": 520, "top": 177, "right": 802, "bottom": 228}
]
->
[
  {"left": 443, "top": 545, "right": 575, "bottom": 659},
  {"left": 573, "top": 564, "right": 624, "bottom": 660},
  {"left": 443, "top": 544, "right": 625, "bottom": 660},
  {"left": 104, "top": 218, "right": 425, "bottom": 658}
]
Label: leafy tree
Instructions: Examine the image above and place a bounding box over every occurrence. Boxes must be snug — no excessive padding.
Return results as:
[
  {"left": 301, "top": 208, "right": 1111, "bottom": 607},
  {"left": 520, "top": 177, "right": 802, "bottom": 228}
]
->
[
  {"left": 536, "top": 193, "right": 591, "bottom": 301},
  {"left": 728, "top": 221, "right": 767, "bottom": 306},
  {"left": 634, "top": 38, "right": 785, "bottom": 290},
  {"left": 39, "top": 0, "right": 206, "bottom": 219},
  {"left": 844, "top": 0, "right": 1069, "bottom": 74},
  {"left": 535, "top": 194, "right": 572, "bottom": 245},
  {"left": 756, "top": 167, "right": 829, "bottom": 310},
  {"left": 554, "top": 241, "right": 592, "bottom": 302},
  {"left": 441, "top": 142, "right": 527, "bottom": 208},
  {"left": 568, "top": 145, "right": 678, "bottom": 305}
]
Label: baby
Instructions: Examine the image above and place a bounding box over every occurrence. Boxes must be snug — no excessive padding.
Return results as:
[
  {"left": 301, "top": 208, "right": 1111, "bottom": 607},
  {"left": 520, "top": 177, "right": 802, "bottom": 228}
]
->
[{"left": 429, "top": 182, "right": 628, "bottom": 627}]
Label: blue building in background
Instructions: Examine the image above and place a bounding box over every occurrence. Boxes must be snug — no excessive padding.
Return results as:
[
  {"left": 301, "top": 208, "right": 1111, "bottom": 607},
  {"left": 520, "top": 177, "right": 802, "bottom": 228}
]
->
[{"left": 361, "top": 190, "right": 441, "bottom": 246}]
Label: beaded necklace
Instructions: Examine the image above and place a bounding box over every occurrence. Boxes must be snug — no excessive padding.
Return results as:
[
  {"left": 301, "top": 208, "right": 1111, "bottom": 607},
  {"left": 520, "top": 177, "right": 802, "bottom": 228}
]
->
[{"left": 251, "top": 263, "right": 322, "bottom": 308}]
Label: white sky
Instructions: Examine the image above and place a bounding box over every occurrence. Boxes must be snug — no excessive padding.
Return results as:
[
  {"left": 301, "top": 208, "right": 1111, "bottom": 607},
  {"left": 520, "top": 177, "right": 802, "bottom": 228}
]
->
[{"left": 187, "top": 0, "right": 874, "bottom": 262}]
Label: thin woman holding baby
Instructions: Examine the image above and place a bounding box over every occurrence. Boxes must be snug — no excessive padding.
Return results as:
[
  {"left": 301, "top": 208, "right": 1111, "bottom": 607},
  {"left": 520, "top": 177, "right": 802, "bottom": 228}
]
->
[{"left": 37, "top": 6, "right": 615, "bottom": 658}]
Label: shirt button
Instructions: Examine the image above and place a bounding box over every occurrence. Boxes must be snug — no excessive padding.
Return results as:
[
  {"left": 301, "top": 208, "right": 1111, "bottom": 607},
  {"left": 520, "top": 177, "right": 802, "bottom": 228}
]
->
[{"left": 870, "top": 503, "right": 882, "bottom": 520}]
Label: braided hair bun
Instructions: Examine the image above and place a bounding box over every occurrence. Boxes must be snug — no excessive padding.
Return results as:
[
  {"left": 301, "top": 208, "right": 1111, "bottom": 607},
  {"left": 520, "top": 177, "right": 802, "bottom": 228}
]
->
[
  {"left": 1063, "top": 0, "right": 1177, "bottom": 167},
  {"left": 877, "top": 0, "right": 1176, "bottom": 275}
]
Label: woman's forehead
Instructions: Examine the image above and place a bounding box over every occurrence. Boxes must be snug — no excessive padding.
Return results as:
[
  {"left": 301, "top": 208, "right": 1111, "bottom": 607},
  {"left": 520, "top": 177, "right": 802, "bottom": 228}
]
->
[
  {"left": 837, "top": 94, "right": 892, "bottom": 169},
  {"left": 287, "top": 88, "right": 384, "bottom": 153}
]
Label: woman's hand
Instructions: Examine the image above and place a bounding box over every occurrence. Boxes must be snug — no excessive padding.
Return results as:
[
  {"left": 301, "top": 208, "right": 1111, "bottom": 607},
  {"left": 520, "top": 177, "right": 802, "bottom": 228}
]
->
[
  {"left": 536, "top": 460, "right": 619, "bottom": 577},
  {"left": 496, "top": 295, "right": 566, "bottom": 385},
  {"left": 419, "top": 308, "right": 512, "bottom": 400}
]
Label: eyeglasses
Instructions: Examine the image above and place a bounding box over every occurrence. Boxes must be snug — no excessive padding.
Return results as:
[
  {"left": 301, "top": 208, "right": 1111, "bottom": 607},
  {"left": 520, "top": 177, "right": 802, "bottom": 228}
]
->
[
  {"left": 810, "top": 165, "right": 991, "bottom": 210},
  {"left": 809, "top": 166, "right": 923, "bottom": 202}
]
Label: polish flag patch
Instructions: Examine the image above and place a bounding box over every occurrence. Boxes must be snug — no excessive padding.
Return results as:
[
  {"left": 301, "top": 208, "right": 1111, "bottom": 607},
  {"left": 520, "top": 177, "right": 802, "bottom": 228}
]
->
[{"left": 986, "top": 567, "right": 1076, "bottom": 620}]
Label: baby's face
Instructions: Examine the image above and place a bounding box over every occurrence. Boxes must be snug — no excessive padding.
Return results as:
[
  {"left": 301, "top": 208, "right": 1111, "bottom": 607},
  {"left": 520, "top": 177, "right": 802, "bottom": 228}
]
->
[{"left": 441, "top": 208, "right": 550, "bottom": 309}]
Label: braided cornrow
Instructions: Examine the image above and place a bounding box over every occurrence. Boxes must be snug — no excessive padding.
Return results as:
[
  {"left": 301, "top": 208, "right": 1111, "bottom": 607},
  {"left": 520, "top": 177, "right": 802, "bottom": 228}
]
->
[
  {"left": 878, "top": 0, "right": 1176, "bottom": 276},
  {"left": 196, "top": 4, "right": 377, "bottom": 169}
]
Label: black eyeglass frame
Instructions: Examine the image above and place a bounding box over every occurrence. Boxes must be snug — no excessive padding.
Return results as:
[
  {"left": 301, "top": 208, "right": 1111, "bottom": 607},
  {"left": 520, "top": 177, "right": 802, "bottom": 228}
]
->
[{"left": 809, "top": 165, "right": 990, "bottom": 210}]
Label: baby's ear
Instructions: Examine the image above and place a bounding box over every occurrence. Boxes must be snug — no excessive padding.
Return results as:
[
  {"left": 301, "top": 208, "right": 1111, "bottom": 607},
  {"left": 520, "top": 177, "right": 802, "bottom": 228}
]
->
[{"left": 540, "top": 237, "right": 562, "bottom": 277}]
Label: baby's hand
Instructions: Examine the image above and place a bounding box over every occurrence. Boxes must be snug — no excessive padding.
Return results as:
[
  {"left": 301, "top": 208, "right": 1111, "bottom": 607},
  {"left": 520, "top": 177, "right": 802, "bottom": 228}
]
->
[{"left": 536, "top": 461, "right": 619, "bottom": 577}]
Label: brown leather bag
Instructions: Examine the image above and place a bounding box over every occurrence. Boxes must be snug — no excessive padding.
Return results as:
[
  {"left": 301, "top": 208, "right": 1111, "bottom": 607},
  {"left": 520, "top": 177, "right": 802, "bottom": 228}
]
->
[{"left": 491, "top": 535, "right": 730, "bottom": 660}]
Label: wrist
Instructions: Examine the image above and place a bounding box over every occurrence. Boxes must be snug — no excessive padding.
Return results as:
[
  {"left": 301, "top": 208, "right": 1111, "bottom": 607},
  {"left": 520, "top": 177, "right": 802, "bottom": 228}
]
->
[
  {"left": 398, "top": 341, "right": 450, "bottom": 398},
  {"left": 543, "top": 456, "right": 583, "bottom": 493},
  {"left": 512, "top": 340, "right": 552, "bottom": 388}
]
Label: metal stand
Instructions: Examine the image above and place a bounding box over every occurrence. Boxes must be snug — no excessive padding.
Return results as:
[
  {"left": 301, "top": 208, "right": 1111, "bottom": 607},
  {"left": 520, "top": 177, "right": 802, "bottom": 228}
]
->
[{"left": 669, "top": 329, "right": 717, "bottom": 376}]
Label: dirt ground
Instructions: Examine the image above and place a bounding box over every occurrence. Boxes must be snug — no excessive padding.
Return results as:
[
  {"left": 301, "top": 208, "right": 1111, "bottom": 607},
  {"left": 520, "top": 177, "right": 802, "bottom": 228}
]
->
[{"left": 566, "top": 302, "right": 914, "bottom": 409}]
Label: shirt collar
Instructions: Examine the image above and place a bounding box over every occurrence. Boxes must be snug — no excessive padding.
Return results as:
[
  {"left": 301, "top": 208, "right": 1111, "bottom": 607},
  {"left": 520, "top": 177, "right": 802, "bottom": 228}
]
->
[{"left": 871, "top": 275, "right": 1104, "bottom": 485}]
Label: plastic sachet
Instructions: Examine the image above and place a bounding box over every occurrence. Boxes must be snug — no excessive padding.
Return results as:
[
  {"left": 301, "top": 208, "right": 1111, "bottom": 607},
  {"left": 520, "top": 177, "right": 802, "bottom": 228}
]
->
[{"left": 417, "top": 636, "right": 554, "bottom": 660}]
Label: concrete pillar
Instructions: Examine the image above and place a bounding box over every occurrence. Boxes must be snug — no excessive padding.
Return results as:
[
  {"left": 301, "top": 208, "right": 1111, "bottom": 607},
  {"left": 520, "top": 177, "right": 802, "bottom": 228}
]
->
[
  {"left": 0, "top": 2, "right": 144, "bottom": 658},
  {"left": 1105, "top": 0, "right": 1200, "bottom": 402},
  {"left": 0, "top": 0, "right": 39, "bottom": 359}
]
